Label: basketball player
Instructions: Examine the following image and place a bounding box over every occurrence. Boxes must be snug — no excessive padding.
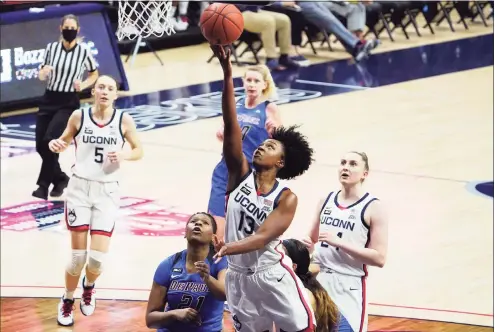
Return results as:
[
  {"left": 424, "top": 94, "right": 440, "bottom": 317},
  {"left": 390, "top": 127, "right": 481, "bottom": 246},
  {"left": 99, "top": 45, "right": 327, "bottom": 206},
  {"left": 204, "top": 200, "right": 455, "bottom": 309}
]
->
[
  {"left": 303, "top": 151, "right": 388, "bottom": 332},
  {"left": 146, "top": 212, "right": 227, "bottom": 332},
  {"left": 210, "top": 44, "right": 316, "bottom": 332},
  {"left": 48, "top": 75, "right": 143, "bottom": 326},
  {"left": 281, "top": 239, "right": 340, "bottom": 332},
  {"left": 208, "top": 64, "right": 282, "bottom": 239}
]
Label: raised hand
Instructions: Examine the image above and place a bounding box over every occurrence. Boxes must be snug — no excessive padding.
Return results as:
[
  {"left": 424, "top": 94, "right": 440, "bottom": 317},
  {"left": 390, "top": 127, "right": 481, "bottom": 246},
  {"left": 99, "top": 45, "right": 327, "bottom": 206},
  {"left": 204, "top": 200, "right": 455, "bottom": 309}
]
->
[
  {"left": 194, "top": 261, "right": 211, "bottom": 282},
  {"left": 210, "top": 44, "right": 232, "bottom": 75}
]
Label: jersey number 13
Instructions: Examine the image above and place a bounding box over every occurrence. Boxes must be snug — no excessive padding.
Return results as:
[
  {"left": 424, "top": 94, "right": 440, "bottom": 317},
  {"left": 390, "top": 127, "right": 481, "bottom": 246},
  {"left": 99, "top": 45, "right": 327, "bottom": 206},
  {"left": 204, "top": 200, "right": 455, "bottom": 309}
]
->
[{"left": 238, "top": 211, "right": 255, "bottom": 235}]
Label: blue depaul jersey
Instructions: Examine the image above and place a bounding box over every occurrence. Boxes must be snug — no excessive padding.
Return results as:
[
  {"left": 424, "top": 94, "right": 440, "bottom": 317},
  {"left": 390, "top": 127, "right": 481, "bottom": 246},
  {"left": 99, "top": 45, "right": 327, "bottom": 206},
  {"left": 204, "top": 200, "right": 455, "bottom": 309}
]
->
[
  {"left": 153, "top": 250, "right": 228, "bottom": 332},
  {"left": 232, "top": 96, "right": 270, "bottom": 164}
]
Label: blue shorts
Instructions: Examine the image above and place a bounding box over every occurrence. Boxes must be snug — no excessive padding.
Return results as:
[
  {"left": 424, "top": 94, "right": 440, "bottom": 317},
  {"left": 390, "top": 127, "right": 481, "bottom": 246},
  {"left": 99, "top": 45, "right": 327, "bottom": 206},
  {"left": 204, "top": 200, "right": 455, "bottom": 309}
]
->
[
  {"left": 207, "top": 161, "right": 228, "bottom": 218},
  {"left": 338, "top": 313, "right": 354, "bottom": 332}
]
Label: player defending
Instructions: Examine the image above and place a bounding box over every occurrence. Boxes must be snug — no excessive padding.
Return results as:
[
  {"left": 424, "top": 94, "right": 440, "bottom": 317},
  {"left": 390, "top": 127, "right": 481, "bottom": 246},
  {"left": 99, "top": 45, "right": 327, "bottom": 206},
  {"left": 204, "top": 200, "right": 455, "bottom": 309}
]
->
[
  {"left": 210, "top": 45, "right": 316, "bottom": 332},
  {"left": 49, "top": 75, "right": 143, "bottom": 326},
  {"left": 146, "top": 212, "right": 227, "bottom": 332},
  {"left": 303, "top": 152, "right": 388, "bottom": 332}
]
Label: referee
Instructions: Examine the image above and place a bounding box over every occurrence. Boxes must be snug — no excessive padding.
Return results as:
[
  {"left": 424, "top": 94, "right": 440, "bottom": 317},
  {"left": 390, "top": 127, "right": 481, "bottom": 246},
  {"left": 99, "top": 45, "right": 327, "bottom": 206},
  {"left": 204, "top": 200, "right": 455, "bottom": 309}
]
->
[{"left": 33, "top": 14, "right": 99, "bottom": 200}]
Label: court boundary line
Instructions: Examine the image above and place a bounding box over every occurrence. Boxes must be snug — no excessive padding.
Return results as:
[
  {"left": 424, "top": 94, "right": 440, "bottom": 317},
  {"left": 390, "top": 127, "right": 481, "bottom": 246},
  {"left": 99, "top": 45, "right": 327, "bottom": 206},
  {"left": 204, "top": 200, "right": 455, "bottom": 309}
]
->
[{"left": 1, "top": 285, "right": 492, "bottom": 318}]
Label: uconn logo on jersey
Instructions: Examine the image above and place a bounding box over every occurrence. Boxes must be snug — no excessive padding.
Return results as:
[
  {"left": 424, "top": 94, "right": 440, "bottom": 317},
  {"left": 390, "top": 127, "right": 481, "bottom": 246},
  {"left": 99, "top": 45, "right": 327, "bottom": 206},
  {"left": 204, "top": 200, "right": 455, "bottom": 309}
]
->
[
  {"left": 320, "top": 208, "right": 356, "bottom": 231},
  {"left": 234, "top": 183, "right": 267, "bottom": 223},
  {"left": 82, "top": 126, "right": 119, "bottom": 145},
  {"left": 169, "top": 280, "right": 209, "bottom": 293}
]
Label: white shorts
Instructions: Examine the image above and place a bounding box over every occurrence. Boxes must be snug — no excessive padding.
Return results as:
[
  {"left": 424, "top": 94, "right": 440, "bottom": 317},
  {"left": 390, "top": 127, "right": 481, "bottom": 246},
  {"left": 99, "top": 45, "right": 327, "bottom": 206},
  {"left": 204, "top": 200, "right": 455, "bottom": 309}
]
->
[
  {"left": 226, "top": 259, "right": 316, "bottom": 332},
  {"left": 65, "top": 175, "right": 120, "bottom": 237},
  {"left": 317, "top": 268, "right": 368, "bottom": 332}
]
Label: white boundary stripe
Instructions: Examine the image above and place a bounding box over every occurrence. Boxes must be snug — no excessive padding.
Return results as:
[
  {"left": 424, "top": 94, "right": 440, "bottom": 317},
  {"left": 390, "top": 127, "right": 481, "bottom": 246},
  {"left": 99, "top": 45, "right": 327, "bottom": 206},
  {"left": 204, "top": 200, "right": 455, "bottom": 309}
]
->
[{"left": 295, "top": 79, "right": 370, "bottom": 90}]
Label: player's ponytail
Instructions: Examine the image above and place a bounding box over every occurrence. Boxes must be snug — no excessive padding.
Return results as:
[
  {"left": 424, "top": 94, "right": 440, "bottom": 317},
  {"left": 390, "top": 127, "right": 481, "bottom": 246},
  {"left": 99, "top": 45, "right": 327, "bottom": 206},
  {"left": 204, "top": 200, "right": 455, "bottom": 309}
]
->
[
  {"left": 302, "top": 272, "right": 340, "bottom": 332},
  {"left": 282, "top": 239, "right": 340, "bottom": 332}
]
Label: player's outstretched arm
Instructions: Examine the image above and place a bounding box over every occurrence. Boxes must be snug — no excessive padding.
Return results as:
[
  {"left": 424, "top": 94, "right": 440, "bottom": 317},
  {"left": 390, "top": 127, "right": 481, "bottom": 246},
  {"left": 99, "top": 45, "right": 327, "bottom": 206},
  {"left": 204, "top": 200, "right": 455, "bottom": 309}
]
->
[
  {"left": 214, "top": 190, "right": 297, "bottom": 257},
  {"left": 120, "top": 113, "right": 143, "bottom": 161},
  {"left": 319, "top": 200, "right": 388, "bottom": 268},
  {"left": 48, "top": 110, "right": 82, "bottom": 154},
  {"left": 210, "top": 45, "right": 249, "bottom": 188}
]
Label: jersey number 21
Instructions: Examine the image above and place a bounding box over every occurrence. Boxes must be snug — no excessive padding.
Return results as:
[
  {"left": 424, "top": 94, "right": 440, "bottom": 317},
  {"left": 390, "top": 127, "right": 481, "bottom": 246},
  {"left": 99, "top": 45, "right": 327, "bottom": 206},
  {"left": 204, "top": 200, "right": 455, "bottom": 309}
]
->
[{"left": 178, "top": 294, "right": 205, "bottom": 311}]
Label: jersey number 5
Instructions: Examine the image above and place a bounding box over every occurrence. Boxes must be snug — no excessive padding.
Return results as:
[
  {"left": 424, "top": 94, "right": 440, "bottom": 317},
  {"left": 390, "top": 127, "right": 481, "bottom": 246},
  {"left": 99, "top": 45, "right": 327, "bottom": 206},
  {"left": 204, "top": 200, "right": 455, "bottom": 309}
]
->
[
  {"left": 238, "top": 211, "right": 255, "bottom": 235},
  {"left": 94, "top": 147, "right": 104, "bottom": 163},
  {"left": 178, "top": 294, "right": 205, "bottom": 311},
  {"left": 321, "top": 232, "right": 343, "bottom": 250}
]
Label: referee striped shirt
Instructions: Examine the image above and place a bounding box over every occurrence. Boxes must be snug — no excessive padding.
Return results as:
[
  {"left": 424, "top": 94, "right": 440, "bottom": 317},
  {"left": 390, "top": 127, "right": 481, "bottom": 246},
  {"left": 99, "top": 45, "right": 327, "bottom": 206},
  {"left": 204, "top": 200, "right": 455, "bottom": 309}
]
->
[{"left": 42, "top": 41, "right": 98, "bottom": 93}]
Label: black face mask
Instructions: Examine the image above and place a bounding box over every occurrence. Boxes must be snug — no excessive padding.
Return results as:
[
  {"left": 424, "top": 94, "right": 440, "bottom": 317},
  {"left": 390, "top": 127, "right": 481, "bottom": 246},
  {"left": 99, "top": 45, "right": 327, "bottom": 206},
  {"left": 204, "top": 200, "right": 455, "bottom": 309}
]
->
[{"left": 62, "top": 29, "right": 78, "bottom": 43}]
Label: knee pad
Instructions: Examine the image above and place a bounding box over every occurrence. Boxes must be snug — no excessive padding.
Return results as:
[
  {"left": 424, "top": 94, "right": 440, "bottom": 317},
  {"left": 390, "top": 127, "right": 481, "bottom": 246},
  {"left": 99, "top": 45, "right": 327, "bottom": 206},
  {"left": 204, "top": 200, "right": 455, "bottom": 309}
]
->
[
  {"left": 86, "top": 250, "right": 106, "bottom": 275},
  {"left": 66, "top": 250, "right": 87, "bottom": 276}
]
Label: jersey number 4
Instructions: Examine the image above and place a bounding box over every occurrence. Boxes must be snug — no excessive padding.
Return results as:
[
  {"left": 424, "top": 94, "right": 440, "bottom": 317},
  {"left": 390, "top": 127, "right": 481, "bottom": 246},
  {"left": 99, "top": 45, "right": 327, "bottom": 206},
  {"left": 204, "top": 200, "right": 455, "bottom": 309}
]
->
[
  {"left": 238, "top": 211, "right": 255, "bottom": 235},
  {"left": 94, "top": 147, "right": 104, "bottom": 163},
  {"left": 178, "top": 294, "right": 205, "bottom": 311},
  {"left": 321, "top": 232, "right": 343, "bottom": 250}
]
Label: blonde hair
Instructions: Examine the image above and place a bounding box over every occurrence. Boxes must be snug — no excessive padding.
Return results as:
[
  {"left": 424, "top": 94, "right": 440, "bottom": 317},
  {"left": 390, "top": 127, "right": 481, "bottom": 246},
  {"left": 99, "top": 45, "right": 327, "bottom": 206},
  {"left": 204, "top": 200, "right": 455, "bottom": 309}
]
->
[
  {"left": 243, "top": 65, "right": 277, "bottom": 100},
  {"left": 59, "top": 14, "right": 84, "bottom": 43},
  {"left": 349, "top": 151, "right": 369, "bottom": 183},
  {"left": 350, "top": 151, "right": 369, "bottom": 171}
]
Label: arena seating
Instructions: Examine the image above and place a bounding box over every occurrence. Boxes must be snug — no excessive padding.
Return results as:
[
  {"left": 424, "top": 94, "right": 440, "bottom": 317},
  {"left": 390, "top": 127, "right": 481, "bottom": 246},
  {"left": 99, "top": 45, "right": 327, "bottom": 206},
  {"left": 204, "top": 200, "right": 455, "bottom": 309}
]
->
[{"left": 1, "top": 1, "right": 491, "bottom": 59}]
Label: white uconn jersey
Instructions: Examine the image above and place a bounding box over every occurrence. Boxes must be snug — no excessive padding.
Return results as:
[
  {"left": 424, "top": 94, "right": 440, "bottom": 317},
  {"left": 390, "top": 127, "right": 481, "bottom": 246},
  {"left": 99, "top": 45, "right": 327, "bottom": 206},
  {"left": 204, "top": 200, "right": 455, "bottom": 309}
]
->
[
  {"left": 225, "top": 170, "right": 288, "bottom": 271},
  {"left": 314, "top": 191, "right": 378, "bottom": 277},
  {"left": 72, "top": 107, "right": 125, "bottom": 182}
]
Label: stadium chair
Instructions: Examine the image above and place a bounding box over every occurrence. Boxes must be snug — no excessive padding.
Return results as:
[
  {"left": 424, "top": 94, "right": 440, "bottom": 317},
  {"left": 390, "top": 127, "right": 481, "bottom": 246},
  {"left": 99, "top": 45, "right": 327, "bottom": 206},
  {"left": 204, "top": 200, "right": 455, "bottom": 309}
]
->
[
  {"left": 434, "top": 1, "right": 471, "bottom": 32},
  {"left": 469, "top": 0, "right": 491, "bottom": 27},
  {"left": 399, "top": 2, "right": 432, "bottom": 37},
  {"left": 301, "top": 21, "right": 333, "bottom": 54},
  {"left": 206, "top": 31, "right": 263, "bottom": 66},
  {"left": 382, "top": 1, "right": 416, "bottom": 40},
  {"left": 364, "top": 2, "right": 396, "bottom": 41}
]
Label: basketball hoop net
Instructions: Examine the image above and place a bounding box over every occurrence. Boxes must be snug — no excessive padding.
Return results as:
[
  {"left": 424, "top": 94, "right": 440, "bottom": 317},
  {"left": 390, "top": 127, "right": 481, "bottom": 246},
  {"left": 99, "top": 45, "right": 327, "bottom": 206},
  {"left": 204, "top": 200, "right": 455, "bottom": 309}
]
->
[{"left": 116, "top": 0, "right": 176, "bottom": 41}]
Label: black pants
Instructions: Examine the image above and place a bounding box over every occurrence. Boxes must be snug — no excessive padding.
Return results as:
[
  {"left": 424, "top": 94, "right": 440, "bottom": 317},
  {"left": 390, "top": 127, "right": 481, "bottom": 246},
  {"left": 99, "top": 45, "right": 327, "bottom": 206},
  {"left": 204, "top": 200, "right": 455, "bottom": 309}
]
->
[{"left": 35, "top": 90, "right": 80, "bottom": 188}]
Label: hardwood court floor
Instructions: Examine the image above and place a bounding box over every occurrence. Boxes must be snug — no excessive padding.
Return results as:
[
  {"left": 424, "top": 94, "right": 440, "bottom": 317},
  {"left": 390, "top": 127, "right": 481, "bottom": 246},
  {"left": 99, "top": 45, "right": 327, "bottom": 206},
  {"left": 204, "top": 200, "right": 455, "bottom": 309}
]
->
[
  {"left": 1, "top": 12, "right": 493, "bottom": 332},
  {"left": 1, "top": 298, "right": 492, "bottom": 332},
  {"left": 1, "top": 67, "right": 493, "bottom": 331}
]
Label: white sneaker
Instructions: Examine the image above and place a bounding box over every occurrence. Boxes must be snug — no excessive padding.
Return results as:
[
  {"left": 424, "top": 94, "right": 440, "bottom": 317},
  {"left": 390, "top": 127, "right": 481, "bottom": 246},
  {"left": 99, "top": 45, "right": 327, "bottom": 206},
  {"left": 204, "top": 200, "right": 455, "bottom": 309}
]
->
[
  {"left": 173, "top": 17, "right": 188, "bottom": 31},
  {"left": 80, "top": 276, "right": 96, "bottom": 316},
  {"left": 57, "top": 296, "right": 75, "bottom": 326}
]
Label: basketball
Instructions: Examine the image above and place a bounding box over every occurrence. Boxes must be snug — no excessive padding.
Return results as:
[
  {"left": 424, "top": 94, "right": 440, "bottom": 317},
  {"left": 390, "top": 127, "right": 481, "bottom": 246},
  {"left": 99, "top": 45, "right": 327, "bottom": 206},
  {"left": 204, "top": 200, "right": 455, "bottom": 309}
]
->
[{"left": 199, "top": 3, "right": 244, "bottom": 45}]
